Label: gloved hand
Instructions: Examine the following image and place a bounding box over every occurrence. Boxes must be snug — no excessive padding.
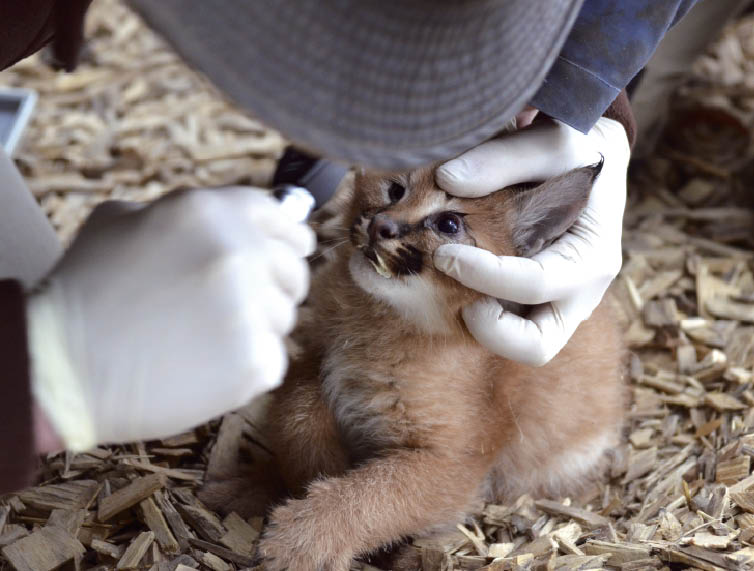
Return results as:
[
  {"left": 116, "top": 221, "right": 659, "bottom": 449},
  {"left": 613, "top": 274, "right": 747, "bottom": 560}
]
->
[
  {"left": 27, "top": 187, "right": 315, "bottom": 451},
  {"left": 434, "top": 117, "right": 629, "bottom": 366}
]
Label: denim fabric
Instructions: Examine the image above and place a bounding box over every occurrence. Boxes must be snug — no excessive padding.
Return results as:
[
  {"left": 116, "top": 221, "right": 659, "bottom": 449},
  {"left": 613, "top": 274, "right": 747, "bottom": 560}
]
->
[{"left": 531, "top": 0, "right": 698, "bottom": 133}]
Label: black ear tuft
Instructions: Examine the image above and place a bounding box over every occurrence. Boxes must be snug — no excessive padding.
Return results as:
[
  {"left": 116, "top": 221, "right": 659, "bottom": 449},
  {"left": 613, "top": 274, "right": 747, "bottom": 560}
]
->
[
  {"left": 592, "top": 153, "right": 604, "bottom": 177},
  {"left": 510, "top": 164, "right": 601, "bottom": 258}
]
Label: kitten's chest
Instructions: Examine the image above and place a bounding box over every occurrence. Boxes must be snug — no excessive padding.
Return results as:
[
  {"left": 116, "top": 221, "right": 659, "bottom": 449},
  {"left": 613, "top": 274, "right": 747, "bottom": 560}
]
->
[
  {"left": 319, "top": 333, "right": 482, "bottom": 457},
  {"left": 321, "top": 344, "right": 413, "bottom": 455}
]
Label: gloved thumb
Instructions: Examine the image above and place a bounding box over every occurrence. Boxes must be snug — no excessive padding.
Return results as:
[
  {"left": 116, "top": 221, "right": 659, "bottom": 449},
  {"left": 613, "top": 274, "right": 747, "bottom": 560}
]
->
[{"left": 436, "top": 121, "right": 598, "bottom": 197}]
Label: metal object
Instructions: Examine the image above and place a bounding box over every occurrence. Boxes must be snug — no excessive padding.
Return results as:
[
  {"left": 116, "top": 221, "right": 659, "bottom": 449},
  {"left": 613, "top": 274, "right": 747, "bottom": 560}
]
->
[
  {"left": 272, "top": 147, "right": 348, "bottom": 210},
  {"left": 0, "top": 88, "right": 37, "bottom": 156}
]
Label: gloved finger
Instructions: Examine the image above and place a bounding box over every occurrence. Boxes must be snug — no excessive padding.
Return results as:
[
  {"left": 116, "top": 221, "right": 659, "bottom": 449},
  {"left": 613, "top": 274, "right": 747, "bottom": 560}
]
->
[
  {"left": 462, "top": 298, "right": 577, "bottom": 366},
  {"left": 277, "top": 186, "right": 316, "bottom": 223},
  {"left": 280, "top": 222, "right": 317, "bottom": 258},
  {"left": 265, "top": 239, "right": 311, "bottom": 303},
  {"left": 234, "top": 193, "right": 317, "bottom": 258},
  {"left": 436, "top": 121, "right": 599, "bottom": 197},
  {"left": 176, "top": 186, "right": 313, "bottom": 250},
  {"left": 436, "top": 244, "right": 597, "bottom": 305},
  {"left": 243, "top": 332, "right": 288, "bottom": 393},
  {"left": 253, "top": 217, "right": 316, "bottom": 258},
  {"left": 261, "top": 285, "right": 298, "bottom": 336}
]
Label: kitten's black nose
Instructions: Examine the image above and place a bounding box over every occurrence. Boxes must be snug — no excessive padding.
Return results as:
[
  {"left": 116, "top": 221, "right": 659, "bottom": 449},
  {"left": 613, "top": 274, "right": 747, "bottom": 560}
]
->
[{"left": 369, "top": 214, "right": 400, "bottom": 242}]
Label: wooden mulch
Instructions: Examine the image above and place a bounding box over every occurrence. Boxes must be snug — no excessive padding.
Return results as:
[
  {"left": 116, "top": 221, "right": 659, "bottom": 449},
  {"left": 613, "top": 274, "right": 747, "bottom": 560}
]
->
[{"left": 1, "top": 1, "right": 754, "bottom": 570}]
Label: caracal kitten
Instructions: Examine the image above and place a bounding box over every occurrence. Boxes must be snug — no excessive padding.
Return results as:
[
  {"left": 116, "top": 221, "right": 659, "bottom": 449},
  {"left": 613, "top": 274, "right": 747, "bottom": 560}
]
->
[{"left": 201, "top": 162, "right": 625, "bottom": 571}]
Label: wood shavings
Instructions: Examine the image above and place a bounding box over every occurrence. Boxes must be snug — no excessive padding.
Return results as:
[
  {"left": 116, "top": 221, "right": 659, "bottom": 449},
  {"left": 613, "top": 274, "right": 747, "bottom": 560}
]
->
[
  {"left": 115, "top": 530, "right": 154, "bottom": 569},
  {"left": 138, "top": 497, "right": 180, "bottom": 554},
  {"left": 583, "top": 540, "right": 651, "bottom": 566},
  {"left": 623, "top": 447, "right": 659, "bottom": 482},
  {"left": 90, "top": 538, "right": 124, "bottom": 560},
  {"left": 172, "top": 490, "right": 226, "bottom": 543},
  {"left": 1, "top": 527, "right": 85, "bottom": 571},
  {"left": 97, "top": 473, "right": 166, "bottom": 522},
  {"left": 486, "top": 543, "right": 514, "bottom": 559},
  {"left": 187, "top": 538, "right": 257, "bottom": 568},
  {"left": 533, "top": 500, "right": 610, "bottom": 531},
  {"left": 717, "top": 456, "right": 752, "bottom": 485},
  {"left": 219, "top": 512, "right": 258, "bottom": 557},
  {"left": 690, "top": 530, "right": 738, "bottom": 549},
  {"left": 705, "top": 392, "right": 747, "bottom": 412},
  {"left": 206, "top": 414, "right": 245, "bottom": 480},
  {"left": 17, "top": 480, "right": 99, "bottom": 512}
]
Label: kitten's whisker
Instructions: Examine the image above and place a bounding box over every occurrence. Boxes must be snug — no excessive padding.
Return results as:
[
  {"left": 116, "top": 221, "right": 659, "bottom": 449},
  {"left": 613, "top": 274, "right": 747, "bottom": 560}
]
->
[
  {"left": 316, "top": 224, "right": 350, "bottom": 233},
  {"left": 313, "top": 224, "right": 350, "bottom": 233},
  {"left": 316, "top": 239, "right": 349, "bottom": 255},
  {"left": 318, "top": 236, "right": 350, "bottom": 246},
  {"left": 310, "top": 239, "right": 349, "bottom": 262}
]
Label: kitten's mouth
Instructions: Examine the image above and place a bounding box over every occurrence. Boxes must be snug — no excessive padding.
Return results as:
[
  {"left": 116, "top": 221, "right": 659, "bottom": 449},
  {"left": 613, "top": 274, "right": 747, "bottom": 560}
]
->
[{"left": 363, "top": 247, "right": 393, "bottom": 279}]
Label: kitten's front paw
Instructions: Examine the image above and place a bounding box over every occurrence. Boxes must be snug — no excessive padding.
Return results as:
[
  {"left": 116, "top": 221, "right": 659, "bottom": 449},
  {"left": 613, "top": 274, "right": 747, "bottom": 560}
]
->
[{"left": 259, "top": 498, "right": 351, "bottom": 571}]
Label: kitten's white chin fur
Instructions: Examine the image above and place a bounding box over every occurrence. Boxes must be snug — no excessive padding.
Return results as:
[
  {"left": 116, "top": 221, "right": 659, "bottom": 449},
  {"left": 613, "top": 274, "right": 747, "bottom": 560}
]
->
[{"left": 348, "top": 252, "right": 449, "bottom": 335}]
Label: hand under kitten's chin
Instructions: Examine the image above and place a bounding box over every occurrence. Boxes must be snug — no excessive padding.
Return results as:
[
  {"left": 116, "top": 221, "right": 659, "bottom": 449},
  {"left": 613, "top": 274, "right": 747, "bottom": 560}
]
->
[{"left": 348, "top": 251, "right": 451, "bottom": 335}]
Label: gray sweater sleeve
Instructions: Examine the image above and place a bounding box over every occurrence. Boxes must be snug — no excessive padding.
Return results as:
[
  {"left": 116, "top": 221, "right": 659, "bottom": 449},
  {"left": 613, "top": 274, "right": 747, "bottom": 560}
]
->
[{"left": 530, "top": 0, "right": 698, "bottom": 133}]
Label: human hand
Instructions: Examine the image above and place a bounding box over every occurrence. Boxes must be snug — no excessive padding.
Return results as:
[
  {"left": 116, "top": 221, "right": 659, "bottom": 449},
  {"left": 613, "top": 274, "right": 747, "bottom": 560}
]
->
[
  {"left": 27, "top": 188, "right": 315, "bottom": 451},
  {"left": 434, "top": 117, "right": 629, "bottom": 366}
]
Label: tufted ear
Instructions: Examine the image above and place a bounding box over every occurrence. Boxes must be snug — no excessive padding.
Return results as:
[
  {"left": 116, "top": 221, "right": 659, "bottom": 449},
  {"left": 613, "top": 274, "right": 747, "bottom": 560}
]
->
[{"left": 509, "top": 159, "right": 602, "bottom": 258}]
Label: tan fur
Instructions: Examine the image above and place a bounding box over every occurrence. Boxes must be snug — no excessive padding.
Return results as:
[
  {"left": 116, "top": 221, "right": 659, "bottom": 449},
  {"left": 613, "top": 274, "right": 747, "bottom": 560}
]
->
[{"left": 200, "top": 166, "right": 625, "bottom": 571}]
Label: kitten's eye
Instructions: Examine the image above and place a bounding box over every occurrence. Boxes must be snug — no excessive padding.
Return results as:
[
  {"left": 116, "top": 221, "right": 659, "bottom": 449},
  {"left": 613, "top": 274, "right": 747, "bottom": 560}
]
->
[
  {"left": 436, "top": 213, "right": 461, "bottom": 235},
  {"left": 388, "top": 182, "right": 405, "bottom": 203}
]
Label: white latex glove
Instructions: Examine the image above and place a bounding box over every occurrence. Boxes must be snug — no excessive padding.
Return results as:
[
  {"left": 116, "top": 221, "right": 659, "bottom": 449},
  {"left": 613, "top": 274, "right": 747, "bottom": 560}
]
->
[
  {"left": 27, "top": 187, "right": 315, "bottom": 451},
  {"left": 434, "top": 117, "right": 629, "bottom": 366}
]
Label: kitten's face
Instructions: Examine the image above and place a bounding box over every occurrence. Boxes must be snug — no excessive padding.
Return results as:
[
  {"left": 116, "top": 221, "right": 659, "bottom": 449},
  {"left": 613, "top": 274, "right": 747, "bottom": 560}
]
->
[
  {"left": 345, "top": 166, "right": 517, "bottom": 332},
  {"left": 342, "top": 162, "right": 598, "bottom": 333}
]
